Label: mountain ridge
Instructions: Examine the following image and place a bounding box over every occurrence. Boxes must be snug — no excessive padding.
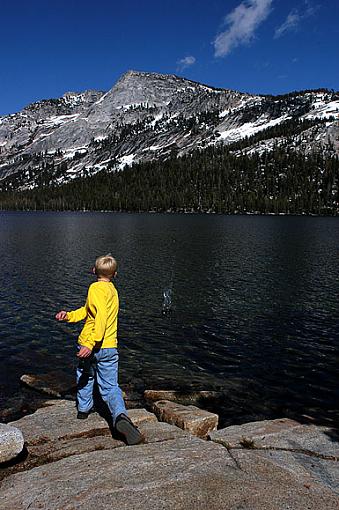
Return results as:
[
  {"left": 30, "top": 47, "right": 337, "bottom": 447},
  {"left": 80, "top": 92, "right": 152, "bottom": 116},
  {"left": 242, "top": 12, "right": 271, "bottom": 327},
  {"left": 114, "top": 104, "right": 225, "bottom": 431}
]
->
[{"left": 0, "top": 70, "right": 338, "bottom": 190}]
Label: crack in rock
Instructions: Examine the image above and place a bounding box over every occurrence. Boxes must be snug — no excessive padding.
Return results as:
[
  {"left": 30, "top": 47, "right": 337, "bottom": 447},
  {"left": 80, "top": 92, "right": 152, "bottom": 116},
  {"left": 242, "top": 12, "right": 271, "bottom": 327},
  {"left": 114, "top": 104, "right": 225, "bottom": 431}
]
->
[{"left": 212, "top": 438, "right": 339, "bottom": 462}]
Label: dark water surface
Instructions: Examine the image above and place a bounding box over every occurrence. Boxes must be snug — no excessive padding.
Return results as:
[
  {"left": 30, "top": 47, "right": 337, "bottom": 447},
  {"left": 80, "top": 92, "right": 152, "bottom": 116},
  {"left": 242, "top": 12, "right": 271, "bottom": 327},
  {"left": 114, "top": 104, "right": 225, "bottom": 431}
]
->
[{"left": 0, "top": 212, "right": 338, "bottom": 426}]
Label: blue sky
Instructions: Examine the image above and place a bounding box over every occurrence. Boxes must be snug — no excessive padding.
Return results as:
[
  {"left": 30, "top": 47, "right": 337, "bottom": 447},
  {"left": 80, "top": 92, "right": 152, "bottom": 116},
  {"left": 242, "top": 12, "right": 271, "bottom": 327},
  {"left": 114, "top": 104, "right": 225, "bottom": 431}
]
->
[{"left": 0, "top": 0, "right": 338, "bottom": 114}]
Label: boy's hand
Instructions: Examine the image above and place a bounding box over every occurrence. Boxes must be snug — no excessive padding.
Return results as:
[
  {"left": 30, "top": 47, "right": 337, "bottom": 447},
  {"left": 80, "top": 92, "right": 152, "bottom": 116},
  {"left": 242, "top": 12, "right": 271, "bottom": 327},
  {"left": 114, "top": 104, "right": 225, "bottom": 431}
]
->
[
  {"left": 55, "top": 310, "right": 68, "bottom": 321},
  {"left": 77, "top": 346, "right": 92, "bottom": 358}
]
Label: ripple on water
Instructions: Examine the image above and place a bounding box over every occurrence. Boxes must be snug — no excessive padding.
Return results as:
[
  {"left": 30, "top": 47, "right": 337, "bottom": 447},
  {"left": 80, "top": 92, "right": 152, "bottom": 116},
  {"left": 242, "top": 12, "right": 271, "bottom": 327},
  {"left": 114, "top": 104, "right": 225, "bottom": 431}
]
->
[{"left": 0, "top": 212, "right": 338, "bottom": 425}]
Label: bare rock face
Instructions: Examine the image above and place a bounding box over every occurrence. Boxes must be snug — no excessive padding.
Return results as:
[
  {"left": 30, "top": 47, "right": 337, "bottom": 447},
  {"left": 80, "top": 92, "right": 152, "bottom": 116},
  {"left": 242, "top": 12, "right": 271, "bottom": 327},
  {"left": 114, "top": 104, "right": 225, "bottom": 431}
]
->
[
  {"left": 1, "top": 436, "right": 339, "bottom": 510},
  {"left": 209, "top": 417, "right": 339, "bottom": 455},
  {"left": 9, "top": 400, "right": 156, "bottom": 446},
  {"left": 28, "top": 419, "right": 190, "bottom": 464},
  {"left": 138, "top": 420, "right": 189, "bottom": 443},
  {"left": 209, "top": 417, "right": 303, "bottom": 448},
  {"left": 152, "top": 399, "right": 218, "bottom": 438},
  {"left": 209, "top": 418, "right": 339, "bottom": 497},
  {"left": 1, "top": 401, "right": 339, "bottom": 509},
  {"left": 1, "top": 70, "right": 338, "bottom": 189},
  {"left": 0, "top": 401, "right": 164, "bottom": 480},
  {"left": 233, "top": 448, "right": 339, "bottom": 499},
  {"left": 0, "top": 424, "right": 24, "bottom": 463}
]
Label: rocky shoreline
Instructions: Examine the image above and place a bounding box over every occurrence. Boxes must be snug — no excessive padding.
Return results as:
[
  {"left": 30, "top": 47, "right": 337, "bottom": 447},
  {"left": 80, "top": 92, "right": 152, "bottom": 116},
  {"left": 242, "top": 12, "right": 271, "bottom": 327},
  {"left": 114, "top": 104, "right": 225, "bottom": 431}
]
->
[{"left": 1, "top": 375, "right": 338, "bottom": 509}]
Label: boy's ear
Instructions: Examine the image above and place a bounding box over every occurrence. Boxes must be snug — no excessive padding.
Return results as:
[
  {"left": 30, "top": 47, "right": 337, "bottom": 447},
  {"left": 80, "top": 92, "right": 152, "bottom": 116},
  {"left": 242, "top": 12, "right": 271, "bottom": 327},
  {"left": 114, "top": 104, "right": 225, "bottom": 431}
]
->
[
  {"left": 92, "top": 266, "right": 96, "bottom": 275},
  {"left": 114, "top": 271, "right": 118, "bottom": 278}
]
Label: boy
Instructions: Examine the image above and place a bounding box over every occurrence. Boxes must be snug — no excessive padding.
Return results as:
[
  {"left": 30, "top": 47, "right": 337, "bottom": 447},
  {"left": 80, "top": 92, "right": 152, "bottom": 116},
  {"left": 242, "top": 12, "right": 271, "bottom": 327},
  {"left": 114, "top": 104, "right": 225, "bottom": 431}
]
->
[{"left": 55, "top": 254, "right": 142, "bottom": 446}]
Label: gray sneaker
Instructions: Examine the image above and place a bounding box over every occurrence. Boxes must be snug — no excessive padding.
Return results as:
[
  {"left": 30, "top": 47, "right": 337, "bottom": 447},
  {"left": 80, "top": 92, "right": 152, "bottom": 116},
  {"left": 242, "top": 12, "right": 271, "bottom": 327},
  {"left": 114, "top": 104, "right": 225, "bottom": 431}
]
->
[{"left": 115, "top": 413, "right": 143, "bottom": 445}]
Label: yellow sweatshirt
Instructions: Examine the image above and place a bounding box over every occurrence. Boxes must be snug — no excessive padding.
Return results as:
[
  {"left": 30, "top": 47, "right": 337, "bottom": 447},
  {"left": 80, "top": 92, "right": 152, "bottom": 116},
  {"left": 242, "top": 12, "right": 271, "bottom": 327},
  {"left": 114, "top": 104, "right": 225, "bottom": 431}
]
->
[{"left": 66, "top": 281, "right": 119, "bottom": 350}]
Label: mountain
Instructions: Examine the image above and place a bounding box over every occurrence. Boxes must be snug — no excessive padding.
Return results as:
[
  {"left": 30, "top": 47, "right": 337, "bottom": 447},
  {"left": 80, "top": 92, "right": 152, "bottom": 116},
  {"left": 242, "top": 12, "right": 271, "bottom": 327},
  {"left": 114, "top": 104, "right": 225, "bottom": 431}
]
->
[{"left": 0, "top": 70, "right": 338, "bottom": 190}]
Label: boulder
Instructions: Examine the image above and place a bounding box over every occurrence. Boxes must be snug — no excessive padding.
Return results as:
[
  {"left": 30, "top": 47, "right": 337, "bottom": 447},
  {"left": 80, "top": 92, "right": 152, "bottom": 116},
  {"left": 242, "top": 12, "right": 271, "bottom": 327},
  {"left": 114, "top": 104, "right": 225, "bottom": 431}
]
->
[
  {"left": 152, "top": 399, "right": 218, "bottom": 438},
  {"left": 1, "top": 436, "right": 338, "bottom": 510},
  {"left": 0, "top": 424, "right": 24, "bottom": 463}
]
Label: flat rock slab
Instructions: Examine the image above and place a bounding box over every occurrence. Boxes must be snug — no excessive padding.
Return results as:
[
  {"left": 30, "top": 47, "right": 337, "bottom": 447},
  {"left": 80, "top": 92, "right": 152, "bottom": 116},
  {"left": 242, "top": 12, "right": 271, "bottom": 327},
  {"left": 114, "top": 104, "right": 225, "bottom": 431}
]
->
[
  {"left": 1, "top": 436, "right": 338, "bottom": 510},
  {"left": 230, "top": 448, "right": 339, "bottom": 498},
  {"left": 144, "top": 389, "right": 221, "bottom": 404},
  {"left": 20, "top": 372, "right": 76, "bottom": 398},
  {"left": 209, "top": 418, "right": 339, "bottom": 496},
  {"left": 1, "top": 416, "right": 189, "bottom": 481},
  {"left": 138, "top": 420, "right": 190, "bottom": 443},
  {"left": 209, "top": 417, "right": 339, "bottom": 456},
  {"left": 9, "top": 400, "right": 157, "bottom": 445},
  {"left": 153, "top": 399, "right": 218, "bottom": 438},
  {"left": 0, "top": 424, "right": 24, "bottom": 463}
]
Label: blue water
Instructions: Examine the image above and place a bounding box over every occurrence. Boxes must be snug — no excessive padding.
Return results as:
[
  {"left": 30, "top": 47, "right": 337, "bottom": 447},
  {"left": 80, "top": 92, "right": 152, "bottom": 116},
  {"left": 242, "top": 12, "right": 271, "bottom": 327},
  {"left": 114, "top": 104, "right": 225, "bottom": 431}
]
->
[{"left": 0, "top": 212, "right": 338, "bottom": 425}]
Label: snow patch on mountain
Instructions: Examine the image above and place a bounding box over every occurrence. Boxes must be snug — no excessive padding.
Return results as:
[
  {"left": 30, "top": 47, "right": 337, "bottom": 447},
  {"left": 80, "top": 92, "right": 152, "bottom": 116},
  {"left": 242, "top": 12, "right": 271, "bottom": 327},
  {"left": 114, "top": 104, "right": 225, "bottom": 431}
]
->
[
  {"left": 44, "top": 113, "right": 80, "bottom": 127},
  {"left": 117, "top": 154, "right": 136, "bottom": 169},
  {"left": 304, "top": 100, "right": 339, "bottom": 119},
  {"left": 0, "top": 71, "right": 338, "bottom": 190},
  {"left": 217, "top": 114, "right": 290, "bottom": 142}
]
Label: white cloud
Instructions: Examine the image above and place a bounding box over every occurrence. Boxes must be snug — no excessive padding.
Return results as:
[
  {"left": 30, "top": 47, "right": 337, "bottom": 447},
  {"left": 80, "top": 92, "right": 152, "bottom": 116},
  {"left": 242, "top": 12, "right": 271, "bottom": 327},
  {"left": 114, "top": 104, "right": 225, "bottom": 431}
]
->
[
  {"left": 213, "top": 0, "right": 273, "bottom": 58},
  {"left": 274, "top": 1, "right": 320, "bottom": 39},
  {"left": 176, "top": 56, "right": 196, "bottom": 71},
  {"left": 304, "top": 0, "right": 320, "bottom": 17},
  {"left": 274, "top": 9, "right": 300, "bottom": 38}
]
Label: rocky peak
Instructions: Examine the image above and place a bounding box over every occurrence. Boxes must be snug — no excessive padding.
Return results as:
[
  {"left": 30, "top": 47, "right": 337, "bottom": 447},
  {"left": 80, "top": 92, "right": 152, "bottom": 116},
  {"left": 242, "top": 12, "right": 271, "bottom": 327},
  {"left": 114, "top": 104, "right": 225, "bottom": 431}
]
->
[
  {"left": 0, "top": 70, "right": 338, "bottom": 188},
  {"left": 62, "top": 89, "right": 105, "bottom": 112},
  {"left": 101, "top": 69, "right": 200, "bottom": 109}
]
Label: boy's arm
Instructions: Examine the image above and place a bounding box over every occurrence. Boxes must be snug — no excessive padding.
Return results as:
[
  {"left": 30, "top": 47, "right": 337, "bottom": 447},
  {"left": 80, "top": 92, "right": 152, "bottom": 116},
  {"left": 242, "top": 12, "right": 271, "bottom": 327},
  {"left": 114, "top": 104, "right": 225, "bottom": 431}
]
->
[
  {"left": 66, "top": 305, "right": 87, "bottom": 323},
  {"left": 81, "top": 285, "right": 108, "bottom": 350}
]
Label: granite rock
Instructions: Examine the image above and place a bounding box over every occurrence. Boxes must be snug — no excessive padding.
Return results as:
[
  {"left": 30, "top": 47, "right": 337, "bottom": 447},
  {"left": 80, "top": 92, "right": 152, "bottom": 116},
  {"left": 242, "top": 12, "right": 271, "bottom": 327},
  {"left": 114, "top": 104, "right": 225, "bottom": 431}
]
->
[
  {"left": 209, "top": 417, "right": 339, "bottom": 496},
  {"left": 1, "top": 436, "right": 338, "bottom": 510},
  {"left": 144, "top": 389, "right": 221, "bottom": 404},
  {"left": 208, "top": 417, "right": 339, "bottom": 456},
  {"left": 0, "top": 402, "right": 163, "bottom": 480},
  {"left": 9, "top": 400, "right": 156, "bottom": 445},
  {"left": 138, "top": 419, "right": 190, "bottom": 443},
  {"left": 152, "top": 399, "right": 218, "bottom": 438},
  {"left": 233, "top": 447, "right": 339, "bottom": 496},
  {"left": 0, "top": 424, "right": 24, "bottom": 463},
  {"left": 26, "top": 420, "right": 189, "bottom": 465}
]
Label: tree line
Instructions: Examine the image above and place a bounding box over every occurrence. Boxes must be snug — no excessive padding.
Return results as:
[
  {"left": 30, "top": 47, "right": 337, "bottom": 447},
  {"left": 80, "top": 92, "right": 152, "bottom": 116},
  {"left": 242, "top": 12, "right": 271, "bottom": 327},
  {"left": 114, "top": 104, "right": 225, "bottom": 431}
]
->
[{"left": 0, "top": 144, "right": 338, "bottom": 215}]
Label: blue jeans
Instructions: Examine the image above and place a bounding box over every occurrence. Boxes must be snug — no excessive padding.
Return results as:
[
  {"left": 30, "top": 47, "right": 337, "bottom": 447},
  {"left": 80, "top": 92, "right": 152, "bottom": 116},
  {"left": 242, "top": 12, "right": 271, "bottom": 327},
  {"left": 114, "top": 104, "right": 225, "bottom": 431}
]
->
[{"left": 76, "top": 347, "right": 127, "bottom": 426}]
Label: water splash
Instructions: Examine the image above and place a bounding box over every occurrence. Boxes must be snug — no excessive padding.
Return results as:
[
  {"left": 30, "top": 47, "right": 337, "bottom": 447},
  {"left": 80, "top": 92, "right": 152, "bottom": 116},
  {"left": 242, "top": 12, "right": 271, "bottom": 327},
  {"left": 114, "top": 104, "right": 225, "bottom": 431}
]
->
[
  {"left": 162, "top": 238, "right": 176, "bottom": 315},
  {"left": 162, "top": 288, "right": 172, "bottom": 314}
]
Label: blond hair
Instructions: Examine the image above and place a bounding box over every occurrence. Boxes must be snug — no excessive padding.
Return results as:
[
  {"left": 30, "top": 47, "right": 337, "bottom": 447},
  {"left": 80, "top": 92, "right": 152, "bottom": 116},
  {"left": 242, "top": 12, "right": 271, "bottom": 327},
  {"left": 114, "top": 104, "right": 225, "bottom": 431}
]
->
[{"left": 95, "top": 254, "right": 117, "bottom": 278}]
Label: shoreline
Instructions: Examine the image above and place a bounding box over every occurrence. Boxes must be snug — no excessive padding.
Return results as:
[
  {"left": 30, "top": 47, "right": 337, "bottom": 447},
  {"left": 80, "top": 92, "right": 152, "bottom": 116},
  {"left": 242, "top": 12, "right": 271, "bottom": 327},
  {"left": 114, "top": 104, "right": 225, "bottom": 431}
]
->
[
  {"left": 0, "top": 208, "right": 337, "bottom": 217},
  {"left": 1, "top": 396, "right": 338, "bottom": 509},
  {"left": 2, "top": 371, "right": 339, "bottom": 432}
]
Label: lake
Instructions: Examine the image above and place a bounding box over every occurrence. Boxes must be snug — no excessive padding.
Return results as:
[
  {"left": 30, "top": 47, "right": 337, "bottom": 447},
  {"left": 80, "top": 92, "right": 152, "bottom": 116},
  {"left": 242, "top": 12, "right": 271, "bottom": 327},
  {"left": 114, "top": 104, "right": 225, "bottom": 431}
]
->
[{"left": 0, "top": 212, "right": 338, "bottom": 426}]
